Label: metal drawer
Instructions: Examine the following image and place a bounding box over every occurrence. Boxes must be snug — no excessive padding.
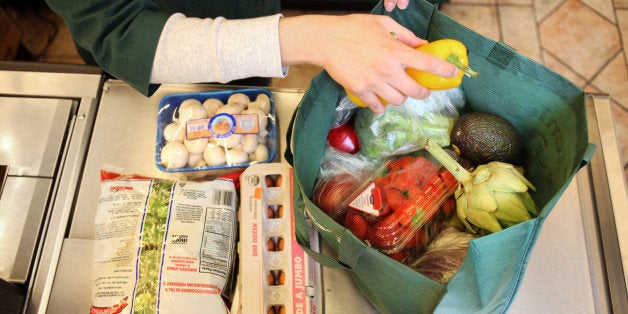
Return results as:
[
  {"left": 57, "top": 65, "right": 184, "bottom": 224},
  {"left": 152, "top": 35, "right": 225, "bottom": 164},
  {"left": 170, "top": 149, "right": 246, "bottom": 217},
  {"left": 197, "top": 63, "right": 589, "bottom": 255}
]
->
[
  {"left": 0, "top": 97, "right": 73, "bottom": 177},
  {"left": 0, "top": 176, "right": 52, "bottom": 283}
]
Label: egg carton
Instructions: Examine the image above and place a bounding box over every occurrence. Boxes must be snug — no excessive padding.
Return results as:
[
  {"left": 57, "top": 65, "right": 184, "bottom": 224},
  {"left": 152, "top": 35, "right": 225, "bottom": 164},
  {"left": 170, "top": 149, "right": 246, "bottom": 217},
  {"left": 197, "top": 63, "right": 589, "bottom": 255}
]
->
[{"left": 232, "top": 163, "right": 322, "bottom": 314}]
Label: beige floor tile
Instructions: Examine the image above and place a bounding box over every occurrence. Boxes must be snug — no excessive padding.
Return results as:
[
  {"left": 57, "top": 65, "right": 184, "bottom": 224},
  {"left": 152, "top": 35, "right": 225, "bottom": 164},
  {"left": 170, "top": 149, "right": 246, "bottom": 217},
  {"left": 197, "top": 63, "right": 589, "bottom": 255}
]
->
[
  {"left": 542, "top": 52, "right": 588, "bottom": 87},
  {"left": 539, "top": 0, "right": 620, "bottom": 79},
  {"left": 581, "top": 0, "right": 616, "bottom": 22},
  {"left": 534, "top": 0, "right": 564, "bottom": 21},
  {"left": 497, "top": 0, "right": 532, "bottom": 4},
  {"left": 615, "top": 0, "right": 628, "bottom": 9},
  {"left": 498, "top": 6, "right": 541, "bottom": 62},
  {"left": 439, "top": 4, "right": 500, "bottom": 41},
  {"left": 5, "top": 5, "right": 57, "bottom": 58},
  {"left": 619, "top": 10, "right": 628, "bottom": 54},
  {"left": 584, "top": 82, "right": 603, "bottom": 94},
  {"left": 446, "top": 0, "right": 496, "bottom": 4},
  {"left": 41, "top": 18, "right": 80, "bottom": 58},
  {"left": 38, "top": 55, "right": 85, "bottom": 65},
  {"left": 592, "top": 53, "right": 628, "bottom": 110}
]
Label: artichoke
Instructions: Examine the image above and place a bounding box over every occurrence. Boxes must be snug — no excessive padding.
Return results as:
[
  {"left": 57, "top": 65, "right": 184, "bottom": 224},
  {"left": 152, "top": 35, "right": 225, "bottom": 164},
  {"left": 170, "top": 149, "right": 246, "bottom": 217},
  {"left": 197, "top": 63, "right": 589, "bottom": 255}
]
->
[{"left": 424, "top": 139, "right": 538, "bottom": 234}]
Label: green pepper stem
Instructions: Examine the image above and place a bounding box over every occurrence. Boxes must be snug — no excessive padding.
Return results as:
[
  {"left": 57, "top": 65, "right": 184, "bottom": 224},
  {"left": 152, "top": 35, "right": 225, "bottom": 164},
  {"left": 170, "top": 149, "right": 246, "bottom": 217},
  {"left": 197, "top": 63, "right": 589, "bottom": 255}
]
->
[
  {"left": 446, "top": 53, "right": 479, "bottom": 78},
  {"left": 424, "top": 139, "right": 473, "bottom": 187}
]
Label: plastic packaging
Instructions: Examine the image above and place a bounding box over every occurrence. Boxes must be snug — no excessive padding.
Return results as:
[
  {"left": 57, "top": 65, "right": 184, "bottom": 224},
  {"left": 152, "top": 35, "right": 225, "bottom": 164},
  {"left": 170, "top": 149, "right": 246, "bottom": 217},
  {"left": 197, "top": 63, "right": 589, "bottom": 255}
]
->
[
  {"left": 331, "top": 95, "right": 358, "bottom": 128},
  {"left": 354, "top": 88, "right": 465, "bottom": 159},
  {"left": 312, "top": 146, "right": 379, "bottom": 220},
  {"left": 410, "top": 227, "right": 477, "bottom": 283},
  {"left": 340, "top": 151, "right": 459, "bottom": 254},
  {"left": 91, "top": 171, "right": 238, "bottom": 313},
  {"left": 156, "top": 88, "right": 277, "bottom": 172}
]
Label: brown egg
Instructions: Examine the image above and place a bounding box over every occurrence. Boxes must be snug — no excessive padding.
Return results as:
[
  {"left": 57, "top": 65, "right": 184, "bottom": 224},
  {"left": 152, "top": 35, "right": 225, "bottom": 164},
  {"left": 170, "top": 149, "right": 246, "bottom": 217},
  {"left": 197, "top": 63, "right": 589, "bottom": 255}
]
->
[
  {"left": 267, "top": 272, "right": 275, "bottom": 286},
  {"left": 276, "top": 237, "right": 285, "bottom": 251},
  {"left": 275, "top": 205, "right": 284, "bottom": 218},
  {"left": 277, "top": 305, "right": 286, "bottom": 314},
  {"left": 265, "top": 176, "right": 275, "bottom": 187},
  {"left": 277, "top": 270, "right": 286, "bottom": 285},
  {"left": 275, "top": 175, "right": 283, "bottom": 187},
  {"left": 266, "top": 206, "right": 275, "bottom": 219},
  {"left": 266, "top": 238, "right": 275, "bottom": 252}
]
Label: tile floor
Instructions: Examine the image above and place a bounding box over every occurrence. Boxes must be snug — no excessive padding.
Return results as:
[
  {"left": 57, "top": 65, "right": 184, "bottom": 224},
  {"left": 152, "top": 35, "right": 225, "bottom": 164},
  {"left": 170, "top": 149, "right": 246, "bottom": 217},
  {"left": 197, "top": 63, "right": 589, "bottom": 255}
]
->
[{"left": 5, "top": 0, "right": 628, "bottom": 189}]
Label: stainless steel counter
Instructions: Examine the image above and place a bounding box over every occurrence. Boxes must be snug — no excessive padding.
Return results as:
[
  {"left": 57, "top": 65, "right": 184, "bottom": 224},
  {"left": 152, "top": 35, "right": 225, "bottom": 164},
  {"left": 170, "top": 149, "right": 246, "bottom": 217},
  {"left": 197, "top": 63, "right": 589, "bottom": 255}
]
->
[
  {"left": 0, "top": 63, "right": 103, "bottom": 314},
  {"left": 40, "top": 80, "right": 628, "bottom": 313}
]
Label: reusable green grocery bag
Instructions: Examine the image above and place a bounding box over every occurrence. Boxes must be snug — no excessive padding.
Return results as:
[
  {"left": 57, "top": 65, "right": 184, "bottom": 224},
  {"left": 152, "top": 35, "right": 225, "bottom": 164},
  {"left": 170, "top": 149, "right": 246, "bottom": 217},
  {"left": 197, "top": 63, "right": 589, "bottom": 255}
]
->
[{"left": 285, "top": 0, "right": 596, "bottom": 313}]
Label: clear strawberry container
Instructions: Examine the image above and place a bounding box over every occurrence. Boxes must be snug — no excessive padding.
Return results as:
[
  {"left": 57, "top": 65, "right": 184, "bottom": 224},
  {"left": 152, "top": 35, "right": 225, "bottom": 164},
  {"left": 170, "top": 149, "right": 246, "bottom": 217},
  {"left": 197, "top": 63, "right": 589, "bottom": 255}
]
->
[{"left": 340, "top": 151, "right": 459, "bottom": 255}]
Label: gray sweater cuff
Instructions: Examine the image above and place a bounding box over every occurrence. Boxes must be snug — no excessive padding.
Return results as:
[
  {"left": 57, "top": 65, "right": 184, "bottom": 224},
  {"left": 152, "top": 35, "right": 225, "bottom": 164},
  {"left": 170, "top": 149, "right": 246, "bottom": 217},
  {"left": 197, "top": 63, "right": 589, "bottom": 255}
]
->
[{"left": 150, "top": 13, "right": 287, "bottom": 84}]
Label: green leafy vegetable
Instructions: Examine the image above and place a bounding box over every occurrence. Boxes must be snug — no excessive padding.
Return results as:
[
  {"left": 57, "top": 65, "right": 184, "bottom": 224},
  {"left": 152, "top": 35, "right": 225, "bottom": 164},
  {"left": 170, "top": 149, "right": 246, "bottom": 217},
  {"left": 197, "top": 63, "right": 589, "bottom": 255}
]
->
[
  {"left": 134, "top": 179, "right": 173, "bottom": 314},
  {"left": 355, "top": 108, "right": 454, "bottom": 159}
]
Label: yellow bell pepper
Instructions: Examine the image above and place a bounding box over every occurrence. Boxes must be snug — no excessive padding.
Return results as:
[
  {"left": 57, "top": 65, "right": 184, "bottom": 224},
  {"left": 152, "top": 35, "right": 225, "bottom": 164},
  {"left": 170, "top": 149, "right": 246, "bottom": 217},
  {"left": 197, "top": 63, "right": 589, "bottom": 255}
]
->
[
  {"left": 407, "top": 39, "right": 479, "bottom": 90},
  {"left": 346, "top": 39, "right": 478, "bottom": 107}
]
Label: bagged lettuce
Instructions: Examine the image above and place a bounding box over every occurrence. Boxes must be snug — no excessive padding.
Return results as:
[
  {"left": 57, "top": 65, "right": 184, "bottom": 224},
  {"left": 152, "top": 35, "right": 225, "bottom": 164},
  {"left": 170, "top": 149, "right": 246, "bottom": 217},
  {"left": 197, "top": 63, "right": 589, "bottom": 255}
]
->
[
  {"left": 90, "top": 171, "right": 238, "bottom": 314},
  {"left": 355, "top": 88, "right": 465, "bottom": 159}
]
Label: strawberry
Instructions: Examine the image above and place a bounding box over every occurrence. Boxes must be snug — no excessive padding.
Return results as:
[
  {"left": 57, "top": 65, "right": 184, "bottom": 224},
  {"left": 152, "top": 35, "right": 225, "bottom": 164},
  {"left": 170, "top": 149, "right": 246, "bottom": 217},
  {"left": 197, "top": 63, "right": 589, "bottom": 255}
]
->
[
  {"left": 344, "top": 210, "right": 369, "bottom": 240},
  {"left": 387, "top": 155, "right": 416, "bottom": 172},
  {"left": 366, "top": 213, "right": 408, "bottom": 250},
  {"left": 396, "top": 204, "right": 418, "bottom": 227},
  {"left": 403, "top": 228, "right": 427, "bottom": 250},
  {"left": 382, "top": 187, "right": 409, "bottom": 212},
  {"left": 412, "top": 157, "right": 442, "bottom": 186},
  {"left": 440, "top": 197, "right": 456, "bottom": 215},
  {"left": 439, "top": 169, "right": 458, "bottom": 190}
]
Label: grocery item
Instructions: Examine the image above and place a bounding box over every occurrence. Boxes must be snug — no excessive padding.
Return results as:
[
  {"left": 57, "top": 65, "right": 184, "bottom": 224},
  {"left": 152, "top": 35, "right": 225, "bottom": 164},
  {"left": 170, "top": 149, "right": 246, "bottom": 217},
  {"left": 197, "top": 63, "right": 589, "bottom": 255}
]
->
[
  {"left": 90, "top": 171, "right": 238, "bottom": 313},
  {"left": 345, "top": 39, "right": 477, "bottom": 107},
  {"left": 234, "top": 163, "right": 322, "bottom": 314},
  {"left": 156, "top": 88, "right": 277, "bottom": 172},
  {"left": 354, "top": 88, "right": 464, "bottom": 159},
  {"left": 410, "top": 227, "right": 476, "bottom": 283},
  {"left": 450, "top": 112, "right": 522, "bottom": 165},
  {"left": 341, "top": 152, "right": 458, "bottom": 254},
  {"left": 406, "top": 39, "right": 479, "bottom": 90},
  {"left": 326, "top": 120, "right": 360, "bottom": 154},
  {"left": 424, "top": 139, "right": 538, "bottom": 234}
]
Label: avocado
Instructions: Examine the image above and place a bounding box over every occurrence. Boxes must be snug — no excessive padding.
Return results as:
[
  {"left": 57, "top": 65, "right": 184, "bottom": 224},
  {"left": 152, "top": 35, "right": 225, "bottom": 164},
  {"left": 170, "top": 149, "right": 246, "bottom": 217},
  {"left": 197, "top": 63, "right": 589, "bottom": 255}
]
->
[{"left": 450, "top": 112, "right": 521, "bottom": 165}]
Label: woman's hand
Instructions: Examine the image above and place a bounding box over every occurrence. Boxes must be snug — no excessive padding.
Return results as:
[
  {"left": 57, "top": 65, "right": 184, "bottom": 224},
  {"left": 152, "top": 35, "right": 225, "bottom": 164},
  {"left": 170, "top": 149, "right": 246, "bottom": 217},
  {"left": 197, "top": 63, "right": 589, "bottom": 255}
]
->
[
  {"left": 384, "top": 0, "right": 410, "bottom": 12},
  {"left": 279, "top": 14, "right": 458, "bottom": 113}
]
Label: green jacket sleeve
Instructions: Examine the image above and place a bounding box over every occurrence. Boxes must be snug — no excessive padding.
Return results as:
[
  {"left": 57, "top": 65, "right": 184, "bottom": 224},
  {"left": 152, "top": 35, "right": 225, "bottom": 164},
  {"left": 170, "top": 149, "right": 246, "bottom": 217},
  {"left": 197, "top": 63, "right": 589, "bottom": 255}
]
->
[{"left": 45, "top": 0, "right": 170, "bottom": 96}]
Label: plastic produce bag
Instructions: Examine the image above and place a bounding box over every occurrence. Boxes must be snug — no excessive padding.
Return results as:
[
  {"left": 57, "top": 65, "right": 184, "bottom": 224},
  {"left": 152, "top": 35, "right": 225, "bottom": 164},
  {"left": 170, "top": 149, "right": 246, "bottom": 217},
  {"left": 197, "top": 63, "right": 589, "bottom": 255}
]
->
[
  {"left": 355, "top": 88, "right": 465, "bottom": 159},
  {"left": 90, "top": 171, "right": 238, "bottom": 313},
  {"left": 410, "top": 227, "right": 477, "bottom": 283}
]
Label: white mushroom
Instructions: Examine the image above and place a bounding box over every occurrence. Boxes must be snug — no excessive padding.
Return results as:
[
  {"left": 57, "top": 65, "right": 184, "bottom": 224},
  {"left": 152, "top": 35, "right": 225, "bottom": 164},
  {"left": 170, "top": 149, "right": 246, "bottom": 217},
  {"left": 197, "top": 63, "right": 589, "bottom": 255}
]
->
[
  {"left": 163, "top": 122, "right": 186, "bottom": 142},
  {"left": 216, "top": 103, "right": 245, "bottom": 116},
  {"left": 184, "top": 137, "right": 208, "bottom": 155},
  {"left": 178, "top": 101, "right": 207, "bottom": 125},
  {"left": 226, "top": 147, "right": 249, "bottom": 165},
  {"left": 179, "top": 98, "right": 202, "bottom": 111},
  {"left": 242, "top": 107, "right": 268, "bottom": 131},
  {"left": 227, "top": 93, "right": 250, "bottom": 106},
  {"left": 249, "top": 93, "right": 271, "bottom": 114},
  {"left": 187, "top": 154, "right": 206, "bottom": 168},
  {"left": 160, "top": 142, "right": 189, "bottom": 169},
  {"left": 257, "top": 129, "right": 269, "bottom": 144},
  {"left": 251, "top": 144, "right": 270, "bottom": 163},
  {"left": 241, "top": 134, "right": 258, "bottom": 154},
  {"left": 203, "top": 143, "right": 227, "bottom": 166},
  {"left": 202, "top": 98, "right": 224, "bottom": 117},
  {"left": 215, "top": 134, "right": 243, "bottom": 149}
]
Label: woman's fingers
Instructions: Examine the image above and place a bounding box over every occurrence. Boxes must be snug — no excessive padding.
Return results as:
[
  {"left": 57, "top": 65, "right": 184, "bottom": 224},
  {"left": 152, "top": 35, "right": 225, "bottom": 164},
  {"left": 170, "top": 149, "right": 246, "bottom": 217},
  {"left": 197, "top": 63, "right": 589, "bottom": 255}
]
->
[{"left": 384, "top": 0, "right": 411, "bottom": 12}]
